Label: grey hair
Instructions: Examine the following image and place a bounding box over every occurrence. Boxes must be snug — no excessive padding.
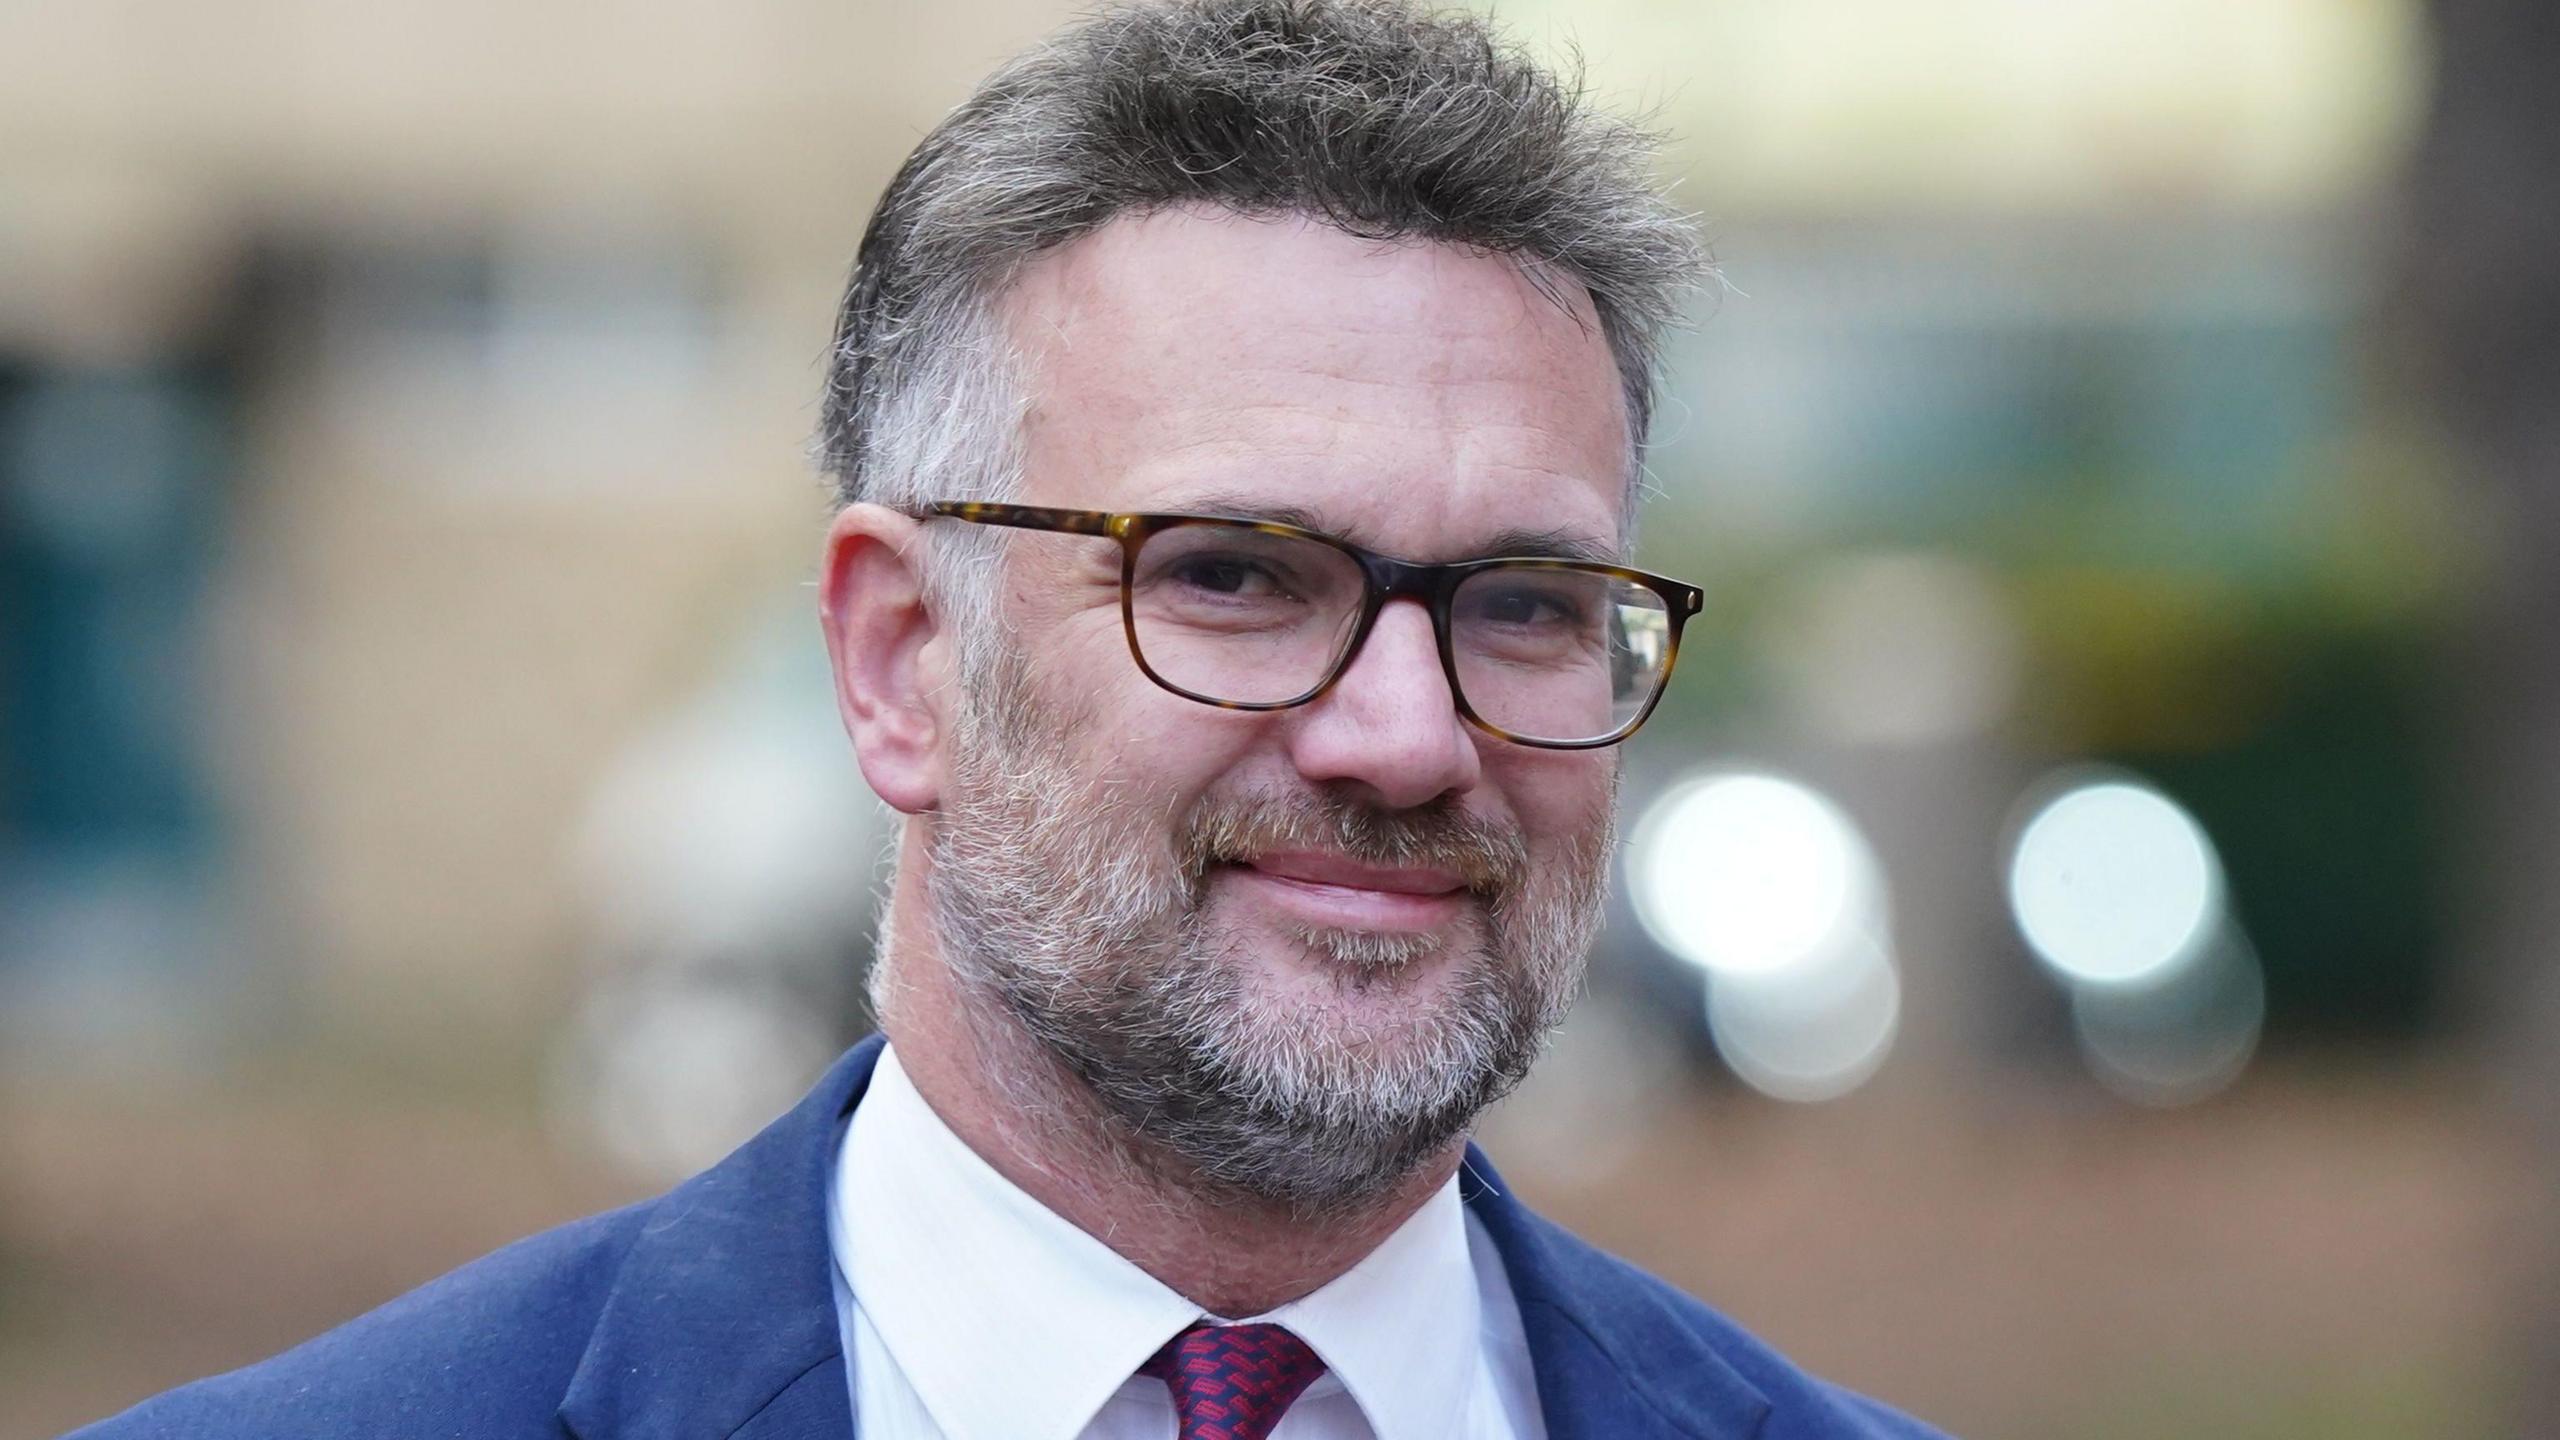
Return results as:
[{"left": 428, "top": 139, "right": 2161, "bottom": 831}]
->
[{"left": 816, "top": 0, "right": 1707, "bottom": 550}]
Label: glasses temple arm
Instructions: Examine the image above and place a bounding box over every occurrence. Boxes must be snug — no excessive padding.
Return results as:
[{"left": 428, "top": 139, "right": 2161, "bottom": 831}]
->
[{"left": 916, "top": 502, "right": 1118, "bottom": 537}]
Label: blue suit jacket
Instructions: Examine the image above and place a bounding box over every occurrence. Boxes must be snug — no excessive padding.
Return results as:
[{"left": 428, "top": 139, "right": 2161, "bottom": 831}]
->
[{"left": 69, "top": 1035, "right": 1948, "bottom": 1439}]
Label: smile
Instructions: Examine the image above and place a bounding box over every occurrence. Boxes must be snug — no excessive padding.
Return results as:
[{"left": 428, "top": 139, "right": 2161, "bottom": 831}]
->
[{"left": 1220, "top": 850, "right": 1471, "bottom": 932}]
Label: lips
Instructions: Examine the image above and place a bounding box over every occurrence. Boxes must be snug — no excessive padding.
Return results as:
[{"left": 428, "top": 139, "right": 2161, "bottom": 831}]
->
[{"left": 1217, "top": 850, "right": 1471, "bottom": 933}]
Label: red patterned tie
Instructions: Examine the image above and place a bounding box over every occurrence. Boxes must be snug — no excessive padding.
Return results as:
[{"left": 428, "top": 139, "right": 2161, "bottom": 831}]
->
[{"left": 1139, "top": 1322, "right": 1328, "bottom": 1440}]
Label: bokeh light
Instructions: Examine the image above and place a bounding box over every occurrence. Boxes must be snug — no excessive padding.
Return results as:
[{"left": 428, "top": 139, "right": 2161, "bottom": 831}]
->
[
  {"left": 1631, "top": 770, "right": 1901, "bottom": 1100},
  {"left": 2007, "top": 775, "right": 2223, "bottom": 987},
  {"left": 2071, "top": 926, "right": 2267, "bottom": 1107},
  {"left": 2005, "top": 769, "right": 2268, "bottom": 1105},
  {"left": 1705, "top": 933, "right": 1904, "bottom": 1103},
  {"left": 1630, "top": 771, "right": 1885, "bottom": 978}
]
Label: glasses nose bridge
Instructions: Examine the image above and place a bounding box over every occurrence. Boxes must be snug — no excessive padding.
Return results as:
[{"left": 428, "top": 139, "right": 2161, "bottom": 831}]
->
[
  {"left": 1307, "top": 546, "right": 1463, "bottom": 727},
  {"left": 1334, "top": 547, "right": 1462, "bottom": 678},
  {"left": 1356, "top": 550, "right": 1459, "bottom": 619}
]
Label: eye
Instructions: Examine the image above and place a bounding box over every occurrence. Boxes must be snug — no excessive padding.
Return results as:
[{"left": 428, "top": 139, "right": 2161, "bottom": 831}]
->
[
  {"left": 1468, "top": 581, "right": 1589, "bottom": 627},
  {"left": 1167, "top": 553, "right": 1289, "bottom": 598}
]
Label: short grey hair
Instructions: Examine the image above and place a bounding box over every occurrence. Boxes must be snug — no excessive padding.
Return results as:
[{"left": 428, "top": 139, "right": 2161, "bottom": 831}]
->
[{"left": 817, "top": 0, "right": 1707, "bottom": 533}]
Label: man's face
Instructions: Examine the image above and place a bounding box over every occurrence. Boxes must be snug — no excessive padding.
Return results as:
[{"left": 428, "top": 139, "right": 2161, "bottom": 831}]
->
[{"left": 925, "top": 208, "right": 1631, "bottom": 1213}]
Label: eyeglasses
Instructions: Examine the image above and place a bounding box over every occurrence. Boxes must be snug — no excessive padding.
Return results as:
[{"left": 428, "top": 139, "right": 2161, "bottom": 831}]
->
[{"left": 908, "top": 502, "right": 1702, "bottom": 749}]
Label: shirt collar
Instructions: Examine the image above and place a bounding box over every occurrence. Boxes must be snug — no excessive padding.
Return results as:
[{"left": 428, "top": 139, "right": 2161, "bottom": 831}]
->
[
  {"left": 1259, "top": 1166, "right": 1483, "bottom": 1440},
  {"left": 833, "top": 1042, "right": 1484, "bottom": 1440}
]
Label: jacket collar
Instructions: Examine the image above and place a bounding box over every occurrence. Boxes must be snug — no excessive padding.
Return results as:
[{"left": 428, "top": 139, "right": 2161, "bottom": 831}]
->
[
  {"left": 559, "top": 1034, "right": 1771, "bottom": 1440},
  {"left": 1461, "top": 1149, "right": 1772, "bottom": 1440},
  {"left": 558, "top": 1036, "right": 883, "bottom": 1440}
]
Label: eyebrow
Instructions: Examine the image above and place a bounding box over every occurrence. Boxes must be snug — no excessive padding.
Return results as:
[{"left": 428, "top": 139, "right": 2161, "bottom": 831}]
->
[{"left": 1160, "top": 489, "right": 1622, "bottom": 565}]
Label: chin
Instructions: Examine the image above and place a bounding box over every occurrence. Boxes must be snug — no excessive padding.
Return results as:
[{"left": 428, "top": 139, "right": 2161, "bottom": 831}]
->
[
  {"left": 1224, "top": 903, "right": 1488, "bottom": 997},
  {"left": 1220, "top": 927, "right": 1499, "bottom": 1056},
  {"left": 1287, "top": 926, "right": 1472, "bottom": 996}
]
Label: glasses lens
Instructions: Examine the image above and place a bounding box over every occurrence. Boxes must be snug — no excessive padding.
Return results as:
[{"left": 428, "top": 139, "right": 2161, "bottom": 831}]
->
[
  {"left": 1449, "top": 565, "right": 1674, "bottom": 744},
  {"left": 1127, "top": 522, "right": 1365, "bottom": 705}
]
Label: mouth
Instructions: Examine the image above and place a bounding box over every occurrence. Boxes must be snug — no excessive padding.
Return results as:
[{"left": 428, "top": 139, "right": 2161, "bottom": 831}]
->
[{"left": 1216, "top": 850, "right": 1472, "bottom": 932}]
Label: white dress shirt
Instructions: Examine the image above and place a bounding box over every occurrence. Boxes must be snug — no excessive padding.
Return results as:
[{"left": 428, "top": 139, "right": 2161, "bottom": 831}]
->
[{"left": 828, "top": 1044, "right": 1547, "bottom": 1440}]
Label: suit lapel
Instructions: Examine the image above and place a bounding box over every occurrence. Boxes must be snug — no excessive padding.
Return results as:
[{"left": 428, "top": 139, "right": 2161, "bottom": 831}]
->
[
  {"left": 1463, "top": 1146, "right": 1773, "bottom": 1440},
  {"left": 558, "top": 1036, "right": 886, "bottom": 1440},
  {"left": 553, "top": 1038, "right": 1767, "bottom": 1440},
  {"left": 728, "top": 1358, "right": 864, "bottom": 1440}
]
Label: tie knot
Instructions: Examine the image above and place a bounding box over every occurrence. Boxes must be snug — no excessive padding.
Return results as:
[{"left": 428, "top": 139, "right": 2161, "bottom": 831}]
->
[{"left": 1139, "top": 1322, "right": 1328, "bottom": 1440}]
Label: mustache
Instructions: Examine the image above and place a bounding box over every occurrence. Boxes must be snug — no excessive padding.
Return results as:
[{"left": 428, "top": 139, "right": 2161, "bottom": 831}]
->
[{"left": 1176, "top": 789, "right": 1528, "bottom": 896}]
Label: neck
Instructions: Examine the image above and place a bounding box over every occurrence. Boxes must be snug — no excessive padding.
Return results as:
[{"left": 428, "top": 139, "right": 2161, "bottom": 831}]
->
[{"left": 873, "top": 853, "right": 1458, "bottom": 1319}]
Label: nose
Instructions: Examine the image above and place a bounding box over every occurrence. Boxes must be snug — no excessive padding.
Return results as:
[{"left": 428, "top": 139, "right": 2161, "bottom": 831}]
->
[{"left": 1283, "top": 598, "right": 1483, "bottom": 809}]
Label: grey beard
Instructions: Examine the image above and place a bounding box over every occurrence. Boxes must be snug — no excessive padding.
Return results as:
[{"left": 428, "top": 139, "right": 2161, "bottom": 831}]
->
[{"left": 923, "top": 648, "right": 1612, "bottom": 1219}]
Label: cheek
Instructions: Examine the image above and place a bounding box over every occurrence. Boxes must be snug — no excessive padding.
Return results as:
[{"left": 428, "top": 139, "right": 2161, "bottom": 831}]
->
[
  {"left": 1112, "top": 701, "right": 1276, "bottom": 794},
  {"left": 1040, "top": 649, "right": 1279, "bottom": 807},
  {"left": 1497, "top": 750, "right": 1620, "bottom": 854},
  {"left": 1004, "top": 588, "right": 1148, "bottom": 731}
]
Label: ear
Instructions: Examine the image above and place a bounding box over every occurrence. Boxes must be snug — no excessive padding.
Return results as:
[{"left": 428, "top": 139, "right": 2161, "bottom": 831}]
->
[{"left": 819, "top": 503, "right": 948, "bottom": 815}]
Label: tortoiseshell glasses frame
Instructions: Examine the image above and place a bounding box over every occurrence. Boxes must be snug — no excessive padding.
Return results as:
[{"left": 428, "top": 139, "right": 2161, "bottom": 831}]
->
[{"left": 906, "top": 501, "right": 1703, "bottom": 750}]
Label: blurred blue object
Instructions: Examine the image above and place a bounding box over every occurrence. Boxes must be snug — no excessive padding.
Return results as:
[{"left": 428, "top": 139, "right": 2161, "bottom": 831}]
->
[{"left": 1, "top": 364, "right": 239, "bottom": 1053}]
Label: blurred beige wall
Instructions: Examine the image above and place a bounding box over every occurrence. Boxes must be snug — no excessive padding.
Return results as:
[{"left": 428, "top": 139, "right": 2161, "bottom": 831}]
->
[{"left": 0, "top": 0, "right": 1097, "bottom": 1050}]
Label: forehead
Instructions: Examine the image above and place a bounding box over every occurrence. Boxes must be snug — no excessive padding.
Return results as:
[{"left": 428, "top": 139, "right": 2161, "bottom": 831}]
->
[{"left": 996, "top": 207, "right": 1630, "bottom": 559}]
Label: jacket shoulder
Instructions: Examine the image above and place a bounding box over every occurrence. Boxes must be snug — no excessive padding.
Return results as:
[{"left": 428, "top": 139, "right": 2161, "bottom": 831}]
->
[
  {"left": 63, "top": 1199, "right": 651, "bottom": 1440},
  {"left": 1514, "top": 1206, "right": 1953, "bottom": 1439}
]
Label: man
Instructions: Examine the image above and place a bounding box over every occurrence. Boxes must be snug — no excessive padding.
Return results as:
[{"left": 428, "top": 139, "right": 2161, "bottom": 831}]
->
[{"left": 75, "top": 2, "right": 1948, "bottom": 1437}]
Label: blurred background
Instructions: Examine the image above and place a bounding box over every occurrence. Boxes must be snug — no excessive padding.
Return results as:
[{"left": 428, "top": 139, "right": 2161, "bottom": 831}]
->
[{"left": 2, "top": 0, "right": 2553, "bottom": 1435}]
